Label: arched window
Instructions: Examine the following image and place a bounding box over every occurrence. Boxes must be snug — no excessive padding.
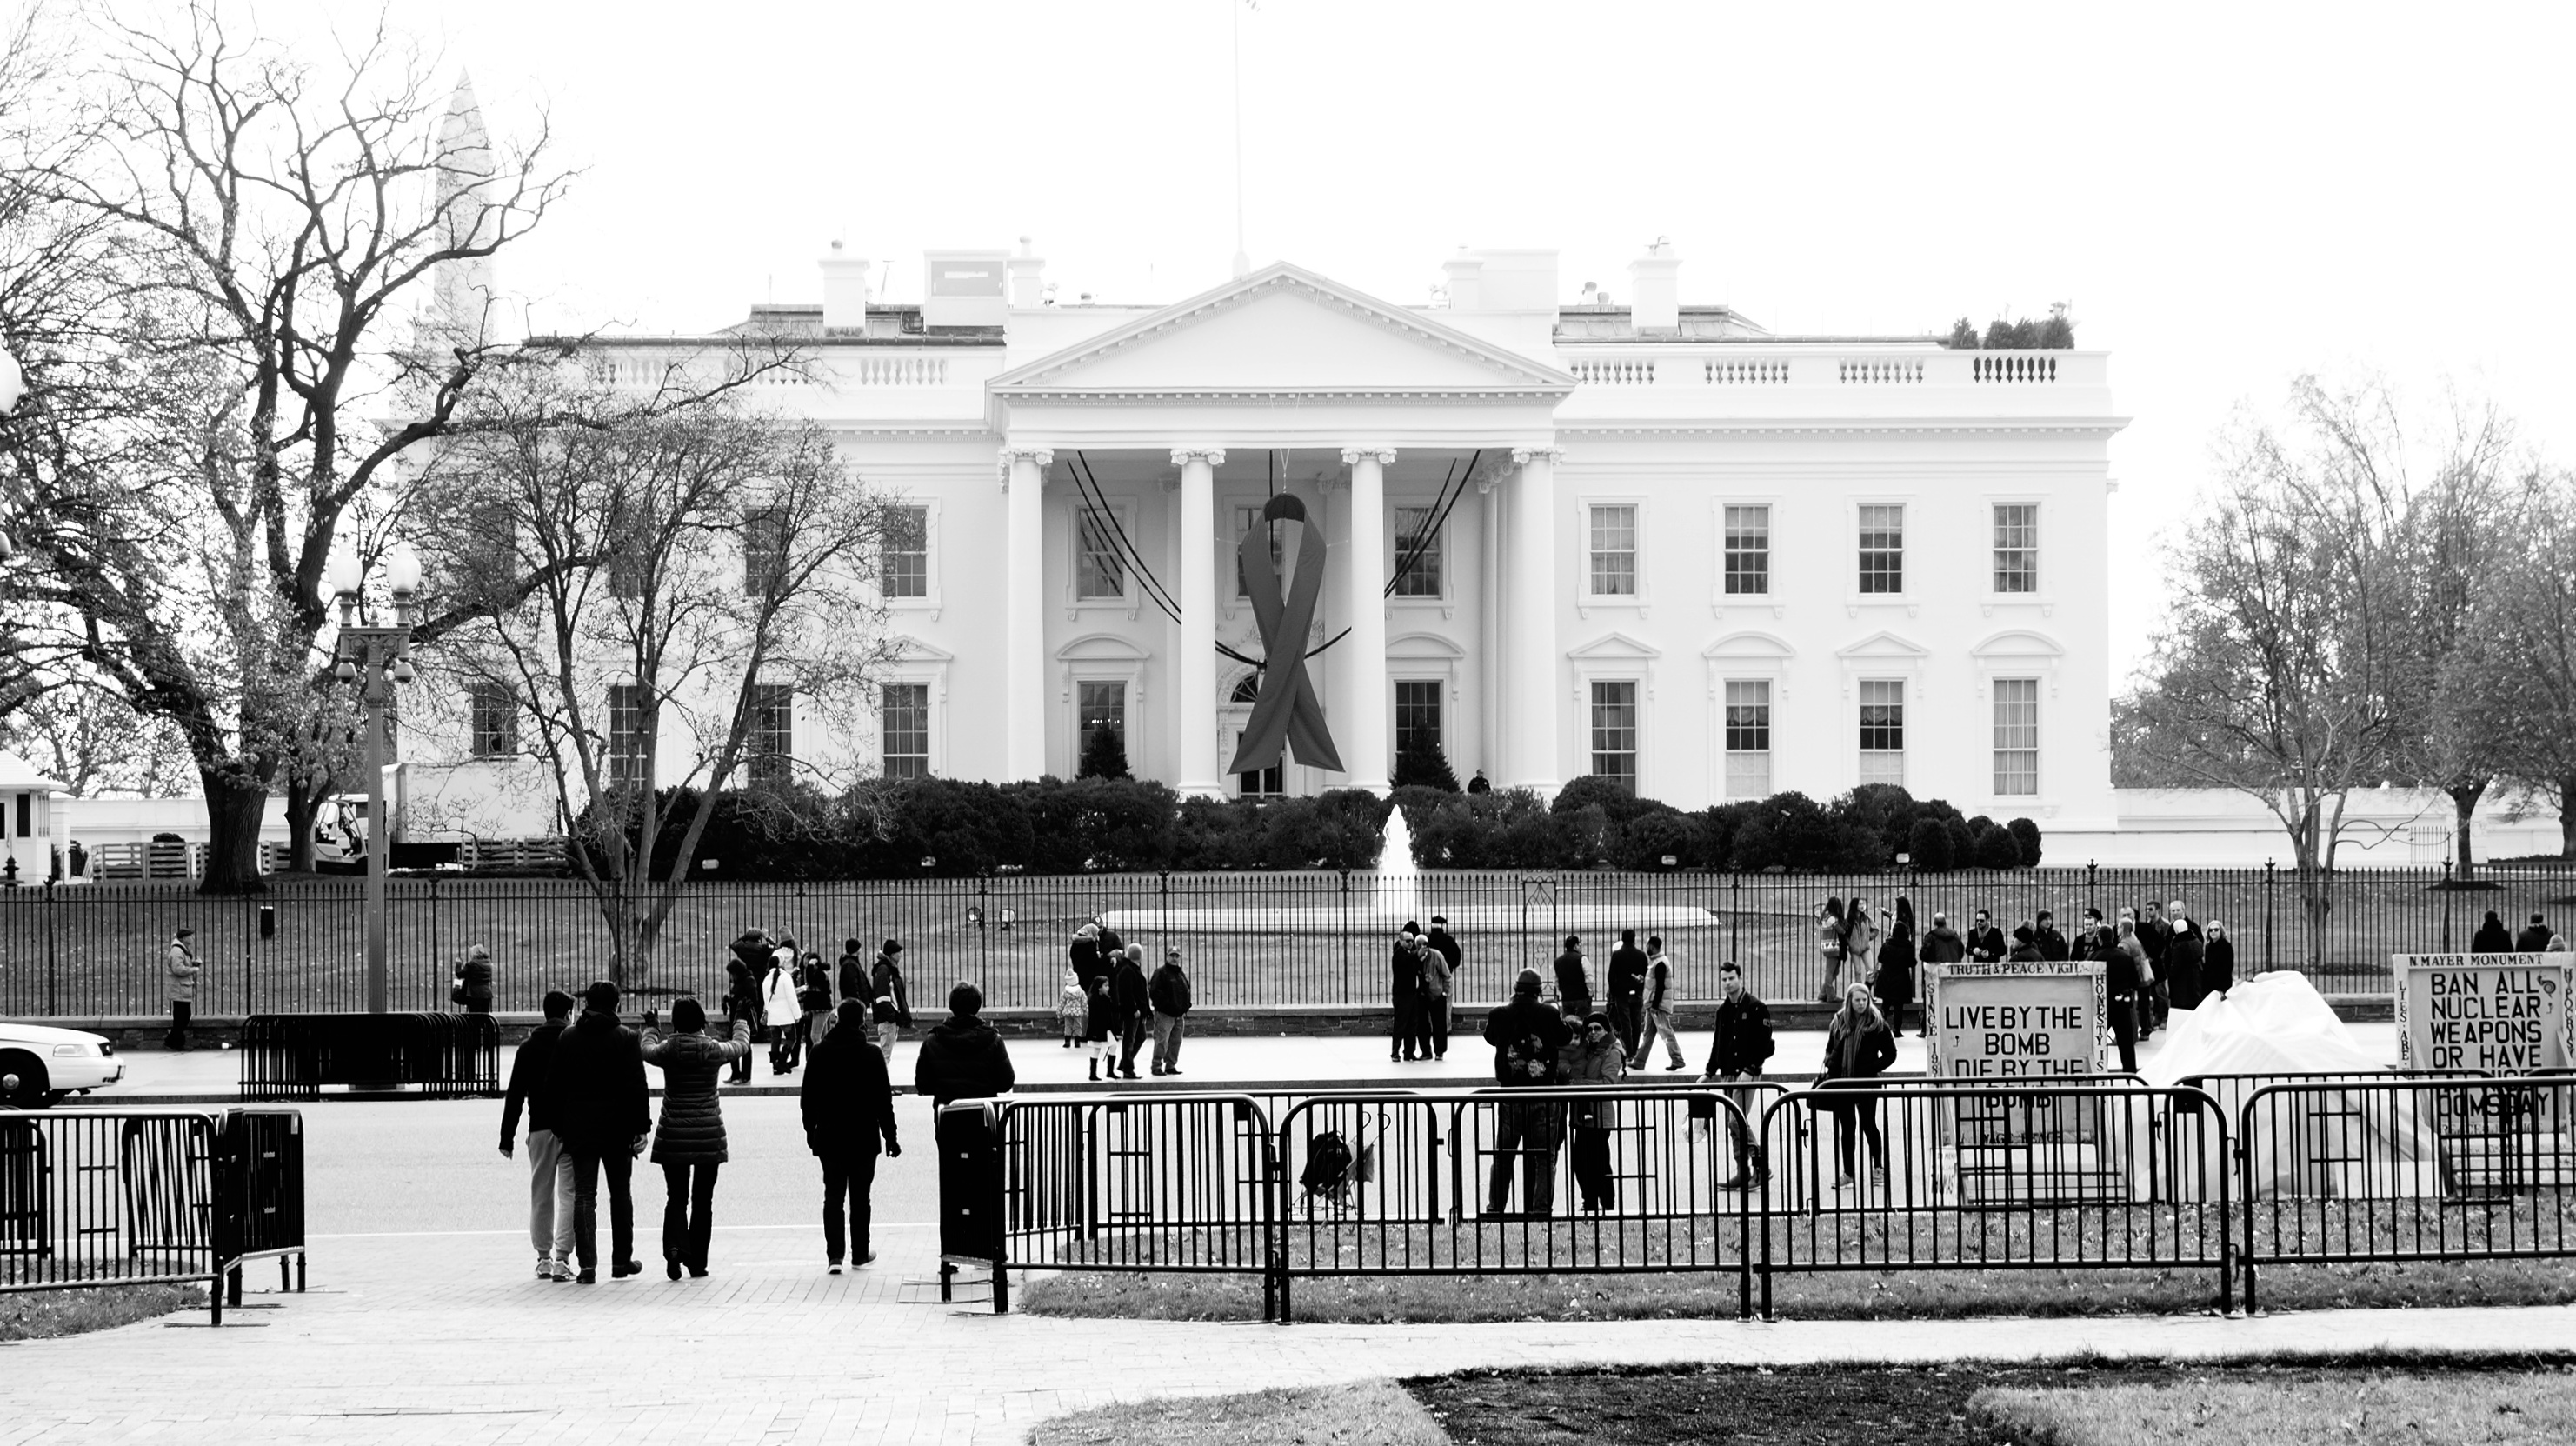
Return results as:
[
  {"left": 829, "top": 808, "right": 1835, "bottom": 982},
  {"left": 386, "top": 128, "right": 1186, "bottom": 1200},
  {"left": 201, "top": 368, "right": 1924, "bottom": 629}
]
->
[{"left": 1230, "top": 672, "right": 1261, "bottom": 703}]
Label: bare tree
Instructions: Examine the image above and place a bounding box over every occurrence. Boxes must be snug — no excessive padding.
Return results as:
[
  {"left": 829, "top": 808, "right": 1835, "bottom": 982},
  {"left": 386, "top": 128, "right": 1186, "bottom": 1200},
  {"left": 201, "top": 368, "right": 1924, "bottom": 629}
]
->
[
  {"left": 0, "top": 683, "right": 199, "bottom": 796},
  {"left": 2441, "top": 470, "right": 2576, "bottom": 859},
  {"left": 414, "top": 365, "right": 892, "bottom": 989}
]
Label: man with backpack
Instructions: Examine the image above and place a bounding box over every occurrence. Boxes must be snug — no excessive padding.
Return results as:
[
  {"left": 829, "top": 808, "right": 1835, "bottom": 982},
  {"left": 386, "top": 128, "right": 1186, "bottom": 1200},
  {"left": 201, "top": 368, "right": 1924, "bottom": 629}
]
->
[
  {"left": 1700, "top": 960, "right": 1774, "bottom": 1189},
  {"left": 1481, "top": 969, "right": 1572, "bottom": 1218}
]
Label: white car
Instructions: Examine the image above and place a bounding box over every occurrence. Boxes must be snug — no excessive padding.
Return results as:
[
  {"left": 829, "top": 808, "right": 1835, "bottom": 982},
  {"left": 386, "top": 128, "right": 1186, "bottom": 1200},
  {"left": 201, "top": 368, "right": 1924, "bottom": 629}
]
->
[{"left": 0, "top": 1021, "right": 125, "bottom": 1109}]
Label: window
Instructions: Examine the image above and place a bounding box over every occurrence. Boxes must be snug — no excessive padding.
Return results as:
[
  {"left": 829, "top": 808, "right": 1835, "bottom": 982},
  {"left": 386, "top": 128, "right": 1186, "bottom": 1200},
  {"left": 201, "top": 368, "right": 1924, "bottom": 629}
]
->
[
  {"left": 1234, "top": 505, "right": 1285, "bottom": 598},
  {"left": 882, "top": 504, "right": 929, "bottom": 599},
  {"left": 1588, "top": 679, "right": 1638, "bottom": 786},
  {"left": 1230, "top": 672, "right": 1282, "bottom": 796},
  {"left": 746, "top": 683, "right": 795, "bottom": 786},
  {"left": 1078, "top": 680, "right": 1126, "bottom": 753},
  {"left": 1588, "top": 505, "right": 1638, "bottom": 596},
  {"left": 1858, "top": 678, "right": 1905, "bottom": 787},
  {"left": 1992, "top": 503, "right": 2039, "bottom": 594},
  {"left": 882, "top": 683, "right": 929, "bottom": 780},
  {"left": 742, "top": 505, "right": 789, "bottom": 596},
  {"left": 1075, "top": 506, "right": 1126, "bottom": 600},
  {"left": 607, "top": 683, "right": 648, "bottom": 790},
  {"left": 1722, "top": 505, "right": 1770, "bottom": 596},
  {"left": 1395, "top": 679, "right": 1442, "bottom": 762},
  {"left": 468, "top": 680, "right": 518, "bottom": 758},
  {"left": 1857, "top": 505, "right": 1904, "bottom": 594},
  {"left": 1993, "top": 678, "right": 2040, "bottom": 796},
  {"left": 1392, "top": 505, "right": 1443, "bottom": 597},
  {"left": 1722, "top": 679, "right": 1771, "bottom": 799}
]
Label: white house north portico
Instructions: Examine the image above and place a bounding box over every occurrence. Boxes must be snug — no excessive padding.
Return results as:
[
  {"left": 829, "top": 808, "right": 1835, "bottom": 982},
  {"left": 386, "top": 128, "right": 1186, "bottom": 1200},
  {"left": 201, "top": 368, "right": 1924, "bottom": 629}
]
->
[{"left": 423, "top": 239, "right": 2129, "bottom": 852}]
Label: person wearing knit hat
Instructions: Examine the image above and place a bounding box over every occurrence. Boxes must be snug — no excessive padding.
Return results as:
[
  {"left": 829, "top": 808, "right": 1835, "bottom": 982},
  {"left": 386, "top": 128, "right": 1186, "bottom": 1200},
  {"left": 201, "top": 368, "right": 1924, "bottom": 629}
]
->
[
  {"left": 1561, "top": 1010, "right": 1628, "bottom": 1211},
  {"left": 2008, "top": 924, "right": 2044, "bottom": 963}
]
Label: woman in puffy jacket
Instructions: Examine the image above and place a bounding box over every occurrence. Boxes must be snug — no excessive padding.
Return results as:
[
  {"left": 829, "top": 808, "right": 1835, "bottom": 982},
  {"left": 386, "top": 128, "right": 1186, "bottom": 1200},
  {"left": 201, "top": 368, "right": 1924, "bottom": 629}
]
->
[
  {"left": 1557, "top": 1011, "right": 1629, "bottom": 1211},
  {"left": 642, "top": 996, "right": 754, "bottom": 1279},
  {"left": 1819, "top": 983, "right": 1898, "bottom": 1191}
]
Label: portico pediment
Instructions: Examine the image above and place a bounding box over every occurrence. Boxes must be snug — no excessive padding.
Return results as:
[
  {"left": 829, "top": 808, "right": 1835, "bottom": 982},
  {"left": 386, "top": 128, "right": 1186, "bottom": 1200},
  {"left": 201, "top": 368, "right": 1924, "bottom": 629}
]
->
[
  {"left": 989, "top": 263, "right": 1574, "bottom": 401},
  {"left": 1834, "top": 630, "right": 1931, "bottom": 662}
]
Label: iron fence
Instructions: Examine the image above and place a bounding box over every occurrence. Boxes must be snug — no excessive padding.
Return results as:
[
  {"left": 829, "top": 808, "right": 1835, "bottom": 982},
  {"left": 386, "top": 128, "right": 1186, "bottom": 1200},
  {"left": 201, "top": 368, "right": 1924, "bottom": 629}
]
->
[
  {"left": 0, "top": 863, "right": 2565, "bottom": 1018},
  {"left": 0, "top": 1106, "right": 308, "bottom": 1324}
]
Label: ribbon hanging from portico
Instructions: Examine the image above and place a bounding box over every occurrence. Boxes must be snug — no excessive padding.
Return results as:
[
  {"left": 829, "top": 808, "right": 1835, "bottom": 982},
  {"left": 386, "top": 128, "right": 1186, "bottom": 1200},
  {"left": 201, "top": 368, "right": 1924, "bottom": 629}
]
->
[{"left": 1227, "top": 493, "right": 1342, "bottom": 775}]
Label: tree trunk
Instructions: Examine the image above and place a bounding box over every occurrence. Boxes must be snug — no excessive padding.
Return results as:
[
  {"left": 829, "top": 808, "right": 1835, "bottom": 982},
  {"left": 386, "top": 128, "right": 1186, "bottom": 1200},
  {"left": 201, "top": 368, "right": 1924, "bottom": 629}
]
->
[
  {"left": 2448, "top": 779, "right": 2488, "bottom": 882},
  {"left": 2560, "top": 776, "right": 2576, "bottom": 861},
  {"left": 284, "top": 776, "right": 326, "bottom": 873},
  {"left": 196, "top": 767, "right": 272, "bottom": 895}
]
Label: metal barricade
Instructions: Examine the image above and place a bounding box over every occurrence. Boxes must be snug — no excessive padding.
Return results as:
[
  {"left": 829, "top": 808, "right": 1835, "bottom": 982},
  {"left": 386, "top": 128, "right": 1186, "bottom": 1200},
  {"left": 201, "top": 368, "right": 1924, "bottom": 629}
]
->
[
  {"left": 237, "top": 1013, "right": 498, "bottom": 1099},
  {"left": 1754, "top": 1083, "right": 2233, "bottom": 1318},
  {"left": 216, "top": 1109, "right": 309, "bottom": 1303},
  {"left": 2236, "top": 1076, "right": 2576, "bottom": 1313}
]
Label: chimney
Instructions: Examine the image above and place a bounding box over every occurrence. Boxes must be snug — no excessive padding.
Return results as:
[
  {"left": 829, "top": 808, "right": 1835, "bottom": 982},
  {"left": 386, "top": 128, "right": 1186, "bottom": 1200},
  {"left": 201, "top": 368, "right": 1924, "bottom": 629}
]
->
[
  {"left": 1628, "top": 237, "right": 1680, "bottom": 333},
  {"left": 820, "top": 242, "right": 872, "bottom": 334},
  {"left": 1008, "top": 236, "right": 1046, "bottom": 308},
  {"left": 1441, "top": 248, "right": 1484, "bottom": 310}
]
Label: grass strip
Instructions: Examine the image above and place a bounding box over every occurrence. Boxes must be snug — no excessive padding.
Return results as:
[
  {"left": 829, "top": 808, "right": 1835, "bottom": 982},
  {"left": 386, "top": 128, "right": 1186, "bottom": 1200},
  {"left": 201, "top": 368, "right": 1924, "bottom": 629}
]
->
[
  {"left": 1028, "top": 1379, "right": 1447, "bottom": 1446},
  {"left": 1970, "top": 1369, "right": 2576, "bottom": 1445},
  {"left": 0, "top": 1283, "right": 207, "bottom": 1342}
]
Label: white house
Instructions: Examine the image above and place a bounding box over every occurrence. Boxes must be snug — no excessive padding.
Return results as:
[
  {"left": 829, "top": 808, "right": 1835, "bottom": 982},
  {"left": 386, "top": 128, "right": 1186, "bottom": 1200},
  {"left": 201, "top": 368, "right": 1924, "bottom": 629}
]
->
[{"left": 406, "top": 230, "right": 2137, "bottom": 855}]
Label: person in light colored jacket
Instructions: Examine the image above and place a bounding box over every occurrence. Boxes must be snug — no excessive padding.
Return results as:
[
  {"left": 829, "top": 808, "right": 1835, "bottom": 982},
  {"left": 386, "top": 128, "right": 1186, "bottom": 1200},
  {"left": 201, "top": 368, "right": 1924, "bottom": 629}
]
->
[{"left": 165, "top": 928, "right": 203, "bottom": 1050}]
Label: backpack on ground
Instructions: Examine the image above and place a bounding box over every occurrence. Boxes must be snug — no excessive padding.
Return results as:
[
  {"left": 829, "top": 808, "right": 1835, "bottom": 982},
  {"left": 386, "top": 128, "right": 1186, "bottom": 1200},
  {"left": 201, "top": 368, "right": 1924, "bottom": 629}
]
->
[{"left": 1300, "top": 1130, "right": 1355, "bottom": 1209}]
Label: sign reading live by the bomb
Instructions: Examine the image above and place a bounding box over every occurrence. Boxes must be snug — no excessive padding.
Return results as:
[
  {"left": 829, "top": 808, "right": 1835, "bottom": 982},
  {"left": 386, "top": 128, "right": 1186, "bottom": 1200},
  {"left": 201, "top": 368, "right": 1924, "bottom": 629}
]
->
[
  {"left": 2394, "top": 955, "right": 2575, "bottom": 1073},
  {"left": 1927, "top": 962, "right": 2107, "bottom": 1080}
]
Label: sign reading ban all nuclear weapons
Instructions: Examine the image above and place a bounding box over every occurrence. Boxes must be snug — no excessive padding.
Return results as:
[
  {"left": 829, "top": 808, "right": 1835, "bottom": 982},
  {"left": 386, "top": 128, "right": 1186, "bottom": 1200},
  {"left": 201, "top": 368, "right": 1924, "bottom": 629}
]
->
[{"left": 2393, "top": 955, "right": 2574, "bottom": 1072}]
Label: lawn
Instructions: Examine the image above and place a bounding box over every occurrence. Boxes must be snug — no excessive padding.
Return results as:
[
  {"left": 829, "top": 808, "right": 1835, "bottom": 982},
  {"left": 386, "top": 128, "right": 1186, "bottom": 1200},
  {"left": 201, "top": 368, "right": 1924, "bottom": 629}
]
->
[
  {"left": 1973, "top": 1366, "right": 2576, "bottom": 1446},
  {"left": 1030, "top": 1379, "right": 1447, "bottom": 1446},
  {"left": 2, "top": 864, "right": 2562, "bottom": 1017},
  {"left": 0, "top": 1283, "right": 207, "bottom": 1341}
]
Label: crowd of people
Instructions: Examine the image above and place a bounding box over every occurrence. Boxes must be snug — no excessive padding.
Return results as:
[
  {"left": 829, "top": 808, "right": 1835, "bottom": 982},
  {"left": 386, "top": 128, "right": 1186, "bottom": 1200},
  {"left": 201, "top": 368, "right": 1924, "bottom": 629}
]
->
[{"left": 494, "top": 923, "right": 1017, "bottom": 1285}]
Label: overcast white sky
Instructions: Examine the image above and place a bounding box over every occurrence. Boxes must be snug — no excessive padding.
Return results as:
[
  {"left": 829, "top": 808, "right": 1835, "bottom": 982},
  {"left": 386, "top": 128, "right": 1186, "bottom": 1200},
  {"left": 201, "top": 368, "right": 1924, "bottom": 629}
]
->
[{"left": 351, "top": 0, "right": 2574, "bottom": 673}]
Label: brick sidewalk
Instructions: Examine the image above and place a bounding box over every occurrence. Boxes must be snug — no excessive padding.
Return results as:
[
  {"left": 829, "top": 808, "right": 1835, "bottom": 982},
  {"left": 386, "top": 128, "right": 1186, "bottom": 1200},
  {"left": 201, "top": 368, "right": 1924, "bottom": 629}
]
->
[{"left": 4, "top": 1216, "right": 2573, "bottom": 1445}]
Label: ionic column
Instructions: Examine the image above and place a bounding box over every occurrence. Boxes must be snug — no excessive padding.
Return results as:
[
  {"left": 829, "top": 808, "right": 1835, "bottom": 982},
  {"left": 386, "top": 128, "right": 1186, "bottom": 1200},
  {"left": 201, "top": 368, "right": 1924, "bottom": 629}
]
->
[
  {"left": 1001, "top": 447, "right": 1052, "bottom": 780},
  {"left": 1173, "top": 448, "right": 1226, "bottom": 798},
  {"left": 1508, "top": 447, "right": 1564, "bottom": 796},
  {"left": 1341, "top": 447, "right": 1395, "bottom": 795}
]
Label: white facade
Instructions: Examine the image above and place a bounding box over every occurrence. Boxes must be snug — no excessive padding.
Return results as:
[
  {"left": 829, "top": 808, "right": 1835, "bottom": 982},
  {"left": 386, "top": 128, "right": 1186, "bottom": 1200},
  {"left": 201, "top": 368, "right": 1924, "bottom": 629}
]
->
[{"left": 416, "top": 241, "right": 2134, "bottom": 846}]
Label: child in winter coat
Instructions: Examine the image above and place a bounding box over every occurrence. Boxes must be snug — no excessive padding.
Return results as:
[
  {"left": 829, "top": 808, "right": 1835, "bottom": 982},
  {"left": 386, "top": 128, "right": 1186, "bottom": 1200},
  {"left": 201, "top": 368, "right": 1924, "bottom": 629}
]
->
[
  {"left": 1082, "top": 975, "right": 1118, "bottom": 1081},
  {"left": 1057, "top": 966, "right": 1088, "bottom": 1048}
]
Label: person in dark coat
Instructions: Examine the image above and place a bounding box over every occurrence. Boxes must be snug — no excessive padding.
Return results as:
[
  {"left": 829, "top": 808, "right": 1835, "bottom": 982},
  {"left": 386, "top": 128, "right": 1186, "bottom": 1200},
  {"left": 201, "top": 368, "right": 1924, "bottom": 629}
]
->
[
  {"left": 2101, "top": 917, "right": 2142, "bottom": 1072},
  {"left": 1605, "top": 929, "right": 1650, "bottom": 1061},
  {"left": 641, "top": 996, "right": 754, "bottom": 1278},
  {"left": 2034, "top": 910, "right": 2071, "bottom": 963},
  {"left": 453, "top": 943, "right": 496, "bottom": 1014},
  {"left": 1082, "top": 970, "right": 1118, "bottom": 1082},
  {"left": 1482, "top": 969, "right": 1572, "bottom": 1217},
  {"left": 1701, "top": 960, "right": 1774, "bottom": 1188},
  {"left": 2519, "top": 914, "right": 2556, "bottom": 953},
  {"left": 2202, "top": 920, "right": 2237, "bottom": 1002},
  {"left": 1559, "top": 1012, "right": 1627, "bottom": 1211},
  {"left": 2162, "top": 899, "right": 2206, "bottom": 1010},
  {"left": 1108, "top": 944, "right": 1151, "bottom": 1080},
  {"left": 1426, "top": 915, "right": 1463, "bottom": 993},
  {"left": 545, "top": 980, "right": 651, "bottom": 1283},
  {"left": 915, "top": 983, "right": 1017, "bottom": 1109},
  {"left": 2008, "top": 924, "right": 2045, "bottom": 963},
  {"left": 800, "top": 999, "right": 900, "bottom": 1272},
  {"left": 2138, "top": 902, "right": 2173, "bottom": 1030},
  {"left": 869, "top": 939, "right": 915, "bottom": 1059},
  {"left": 1820, "top": 983, "right": 1899, "bottom": 1190},
  {"left": 1965, "top": 910, "right": 2007, "bottom": 964},
  {"left": 1874, "top": 898, "right": 1920, "bottom": 1038},
  {"left": 1069, "top": 923, "right": 1107, "bottom": 994},
  {"left": 2473, "top": 911, "right": 2514, "bottom": 953},
  {"left": 1919, "top": 913, "right": 1967, "bottom": 968},
  {"left": 1553, "top": 935, "right": 1593, "bottom": 1020},
  {"left": 836, "top": 937, "right": 870, "bottom": 1005},
  {"left": 1148, "top": 947, "right": 1192, "bottom": 1076},
  {"left": 499, "top": 989, "right": 577, "bottom": 1280},
  {"left": 1389, "top": 926, "right": 1426, "bottom": 1063},
  {"left": 722, "top": 935, "right": 769, "bottom": 1085},
  {"left": 2070, "top": 907, "right": 2105, "bottom": 963}
]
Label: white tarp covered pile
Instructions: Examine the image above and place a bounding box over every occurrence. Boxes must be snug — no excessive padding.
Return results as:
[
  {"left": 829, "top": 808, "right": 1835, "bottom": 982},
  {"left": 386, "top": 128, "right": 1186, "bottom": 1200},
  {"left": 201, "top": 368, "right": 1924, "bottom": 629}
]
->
[{"left": 2143, "top": 972, "right": 2442, "bottom": 1199}]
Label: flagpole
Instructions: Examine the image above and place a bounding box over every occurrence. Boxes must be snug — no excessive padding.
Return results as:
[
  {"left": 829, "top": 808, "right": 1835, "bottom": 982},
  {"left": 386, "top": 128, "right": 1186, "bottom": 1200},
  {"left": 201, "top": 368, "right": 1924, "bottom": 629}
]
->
[{"left": 1231, "top": 0, "right": 1249, "bottom": 278}]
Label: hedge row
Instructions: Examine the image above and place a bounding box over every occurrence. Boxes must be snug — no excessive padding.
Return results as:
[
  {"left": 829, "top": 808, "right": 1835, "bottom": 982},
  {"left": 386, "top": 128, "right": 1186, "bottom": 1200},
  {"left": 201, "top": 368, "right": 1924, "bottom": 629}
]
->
[{"left": 579, "top": 777, "right": 2040, "bottom": 881}]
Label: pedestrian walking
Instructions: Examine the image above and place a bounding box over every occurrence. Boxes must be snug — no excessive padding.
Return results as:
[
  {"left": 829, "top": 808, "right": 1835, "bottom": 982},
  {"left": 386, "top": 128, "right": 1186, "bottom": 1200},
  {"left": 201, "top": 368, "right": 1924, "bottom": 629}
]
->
[
  {"left": 1630, "top": 935, "right": 1687, "bottom": 1071},
  {"left": 1820, "top": 983, "right": 1897, "bottom": 1191},
  {"left": 2519, "top": 914, "right": 2555, "bottom": 953},
  {"left": 762, "top": 949, "right": 803, "bottom": 1075},
  {"left": 1416, "top": 930, "right": 1454, "bottom": 1061},
  {"left": 1874, "top": 898, "right": 1919, "bottom": 1037},
  {"left": 1814, "top": 898, "right": 1847, "bottom": 1003},
  {"left": 1057, "top": 964, "right": 1088, "bottom": 1048},
  {"left": 1606, "top": 929, "right": 1650, "bottom": 1062},
  {"left": 835, "top": 936, "right": 869, "bottom": 1005},
  {"left": 164, "top": 927, "right": 202, "bottom": 1050},
  {"left": 1082, "top": 970, "right": 1117, "bottom": 1081},
  {"left": 2100, "top": 916, "right": 2141, "bottom": 1072},
  {"left": 1701, "top": 961, "right": 1774, "bottom": 1189},
  {"left": 2203, "top": 920, "right": 2236, "bottom": 1000},
  {"left": 1482, "top": 969, "right": 1571, "bottom": 1218},
  {"left": 800, "top": 999, "right": 900, "bottom": 1273},
  {"left": 781, "top": 952, "right": 835, "bottom": 1071},
  {"left": 498, "top": 988, "right": 578, "bottom": 1281},
  {"left": 545, "top": 980, "right": 650, "bottom": 1284},
  {"left": 1148, "top": 947, "right": 1192, "bottom": 1076},
  {"left": 2473, "top": 911, "right": 2514, "bottom": 953},
  {"left": 1561, "top": 1012, "right": 1627, "bottom": 1212},
  {"left": 915, "top": 983, "right": 1017, "bottom": 1116},
  {"left": 1110, "top": 944, "right": 1151, "bottom": 1080},
  {"left": 1554, "top": 934, "right": 1594, "bottom": 1019},
  {"left": 1389, "top": 925, "right": 1426, "bottom": 1062},
  {"left": 451, "top": 944, "right": 496, "bottom": 1014},
  {"left": 641, "top": 996, "right": 754, "bottom": 1280},
  {"left": 722, "top": 932, "right": 769, "bottom": 1085},
  {"left": 870, "top": 939, "right": 915, "bottom": 1059}
]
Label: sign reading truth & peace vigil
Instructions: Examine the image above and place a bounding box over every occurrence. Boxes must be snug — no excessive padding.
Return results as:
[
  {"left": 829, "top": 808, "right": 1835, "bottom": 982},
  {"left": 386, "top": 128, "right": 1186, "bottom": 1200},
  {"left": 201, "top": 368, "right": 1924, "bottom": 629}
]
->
[{"left": 2394, "top": 954, "right": 2575, "bottom": 1073}]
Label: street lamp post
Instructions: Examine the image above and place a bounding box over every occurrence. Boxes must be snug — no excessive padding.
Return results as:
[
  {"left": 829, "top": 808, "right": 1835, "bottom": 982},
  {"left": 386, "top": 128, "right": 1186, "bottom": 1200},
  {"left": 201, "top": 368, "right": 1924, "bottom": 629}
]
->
[{"left": 330, "top": 546, "right": 421, "bottom": 1015}]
